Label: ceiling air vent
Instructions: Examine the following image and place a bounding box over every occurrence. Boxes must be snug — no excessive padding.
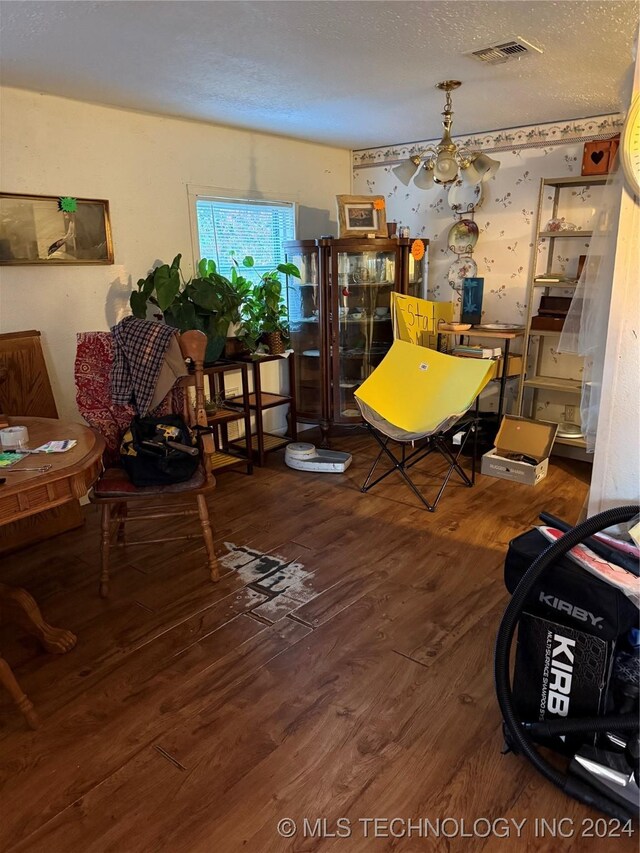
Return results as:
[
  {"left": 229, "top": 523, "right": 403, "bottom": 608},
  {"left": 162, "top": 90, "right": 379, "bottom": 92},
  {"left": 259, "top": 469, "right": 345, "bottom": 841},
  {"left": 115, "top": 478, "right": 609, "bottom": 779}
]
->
[{"left": 466, "top": 37, "right": 543, "bottom": 66}]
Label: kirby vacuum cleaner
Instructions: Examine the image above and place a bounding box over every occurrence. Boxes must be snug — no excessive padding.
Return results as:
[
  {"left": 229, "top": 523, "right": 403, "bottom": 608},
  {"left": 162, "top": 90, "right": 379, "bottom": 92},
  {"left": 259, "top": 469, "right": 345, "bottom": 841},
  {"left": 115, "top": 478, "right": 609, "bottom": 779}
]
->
[
  {"left": 285, "top": 442, "right": 352, "bottom": 473},
  {"left": 496, "top": 505, "right": 640, "bottom": 820}
]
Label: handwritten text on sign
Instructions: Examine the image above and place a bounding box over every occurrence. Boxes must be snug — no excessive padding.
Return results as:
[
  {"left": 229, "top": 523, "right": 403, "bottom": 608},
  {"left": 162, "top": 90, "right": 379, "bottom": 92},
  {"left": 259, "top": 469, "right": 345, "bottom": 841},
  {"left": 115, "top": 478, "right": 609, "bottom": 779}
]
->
[{"left": 392, "top": 293, "right": 453, "bottom": 347}]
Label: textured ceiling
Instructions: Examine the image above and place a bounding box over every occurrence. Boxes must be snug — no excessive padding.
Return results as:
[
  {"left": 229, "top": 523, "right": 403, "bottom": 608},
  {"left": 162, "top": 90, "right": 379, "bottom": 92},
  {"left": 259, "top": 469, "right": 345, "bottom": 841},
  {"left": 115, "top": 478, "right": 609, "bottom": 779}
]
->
[{"left": 0, "top": 1, "right": 638, "bottom": 148}]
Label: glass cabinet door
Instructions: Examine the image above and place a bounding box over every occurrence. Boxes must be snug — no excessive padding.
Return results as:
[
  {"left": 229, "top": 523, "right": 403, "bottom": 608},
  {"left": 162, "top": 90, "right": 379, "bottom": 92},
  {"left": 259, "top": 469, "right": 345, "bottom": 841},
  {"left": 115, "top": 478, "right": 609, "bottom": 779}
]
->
[
  {"left": 285, "top": 245, "right": 322, "bottom": 419},
  {"left": 332, "top": 247, "right": 396, "bottom": 422}
]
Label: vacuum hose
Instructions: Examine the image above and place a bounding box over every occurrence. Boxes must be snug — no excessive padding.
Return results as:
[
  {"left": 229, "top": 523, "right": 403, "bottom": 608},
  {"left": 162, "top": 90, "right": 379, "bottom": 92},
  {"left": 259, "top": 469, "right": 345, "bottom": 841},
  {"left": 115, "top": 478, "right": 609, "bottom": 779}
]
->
[{"left": 495, "top": 504, "right": 640, "bottom": 820}]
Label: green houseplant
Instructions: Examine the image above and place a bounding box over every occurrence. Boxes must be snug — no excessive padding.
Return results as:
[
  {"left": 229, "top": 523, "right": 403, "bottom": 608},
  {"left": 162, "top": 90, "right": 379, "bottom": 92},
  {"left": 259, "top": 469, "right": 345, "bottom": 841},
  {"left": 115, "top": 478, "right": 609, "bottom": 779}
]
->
[
  {"left": 130, "top": 254, "right": 251, "bottom": 362},
  {"left": 232, "top": 255, "right": 301, "bottom": 354}
]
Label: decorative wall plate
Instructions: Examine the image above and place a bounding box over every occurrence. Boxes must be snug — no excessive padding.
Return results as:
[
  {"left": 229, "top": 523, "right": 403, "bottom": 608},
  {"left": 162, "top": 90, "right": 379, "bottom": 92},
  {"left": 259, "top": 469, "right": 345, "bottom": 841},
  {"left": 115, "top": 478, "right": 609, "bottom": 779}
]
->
[
  {"left": 447, "top": 219, "right": 479, "bottom": 254},
  {"left": 447, "top": 257, "right": 478, "bottom": 291},
  {"left": 448, "top": 180, "right": 483, "bottom": 213}
]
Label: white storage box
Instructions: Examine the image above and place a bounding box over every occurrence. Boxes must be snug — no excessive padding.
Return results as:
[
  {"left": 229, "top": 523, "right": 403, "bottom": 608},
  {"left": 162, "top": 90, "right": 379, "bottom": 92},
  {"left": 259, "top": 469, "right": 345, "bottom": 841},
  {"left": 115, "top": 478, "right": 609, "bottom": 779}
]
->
[{"left": 481, "top": 416, "right": 558, "bottom": 486}]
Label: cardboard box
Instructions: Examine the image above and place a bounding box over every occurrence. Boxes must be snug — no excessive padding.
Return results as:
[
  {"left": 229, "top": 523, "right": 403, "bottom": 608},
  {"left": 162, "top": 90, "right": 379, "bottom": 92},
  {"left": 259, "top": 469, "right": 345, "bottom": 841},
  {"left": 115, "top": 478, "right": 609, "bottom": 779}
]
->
[
  {"left": 490, "top": 354, "right": 522, "bottom": 380},
  {"left": 481, "top": 415, "right": 558, "bottom": 485}
]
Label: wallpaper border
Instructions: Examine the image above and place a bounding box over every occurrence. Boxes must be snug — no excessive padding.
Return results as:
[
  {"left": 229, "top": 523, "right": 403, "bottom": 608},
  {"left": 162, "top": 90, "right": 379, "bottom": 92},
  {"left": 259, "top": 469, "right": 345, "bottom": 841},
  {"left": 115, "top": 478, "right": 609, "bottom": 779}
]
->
[{"left": 352, "top": 113, "right": 623, "bottom": 168}]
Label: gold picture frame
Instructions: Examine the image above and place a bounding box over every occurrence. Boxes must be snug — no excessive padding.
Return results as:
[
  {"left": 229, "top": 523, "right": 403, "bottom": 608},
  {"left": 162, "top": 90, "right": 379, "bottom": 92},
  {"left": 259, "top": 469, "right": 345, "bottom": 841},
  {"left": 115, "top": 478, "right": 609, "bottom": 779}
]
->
[
  {"left": 336, "top": 194, "right": 387, "bottom": 238},
  {"left": 0, "top": 192, "right": 114, "bottom": 265}
]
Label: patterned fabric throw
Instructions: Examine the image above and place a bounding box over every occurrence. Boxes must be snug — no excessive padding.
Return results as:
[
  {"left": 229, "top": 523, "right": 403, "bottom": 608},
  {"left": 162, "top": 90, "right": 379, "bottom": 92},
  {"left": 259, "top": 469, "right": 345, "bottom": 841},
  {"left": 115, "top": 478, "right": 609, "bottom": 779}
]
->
[
  {"left": 75, "top": 331, "right": 177, "bottom": 467},
  {"left": 110, "top": 316, "right": 178, "bottom": 416}
]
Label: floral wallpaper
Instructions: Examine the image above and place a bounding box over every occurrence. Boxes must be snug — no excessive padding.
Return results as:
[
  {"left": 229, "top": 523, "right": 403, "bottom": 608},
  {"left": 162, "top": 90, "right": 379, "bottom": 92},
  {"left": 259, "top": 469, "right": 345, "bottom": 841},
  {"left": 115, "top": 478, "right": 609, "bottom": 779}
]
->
[{"left": 352, "top": 113, "right": 622, "bottom": 417}]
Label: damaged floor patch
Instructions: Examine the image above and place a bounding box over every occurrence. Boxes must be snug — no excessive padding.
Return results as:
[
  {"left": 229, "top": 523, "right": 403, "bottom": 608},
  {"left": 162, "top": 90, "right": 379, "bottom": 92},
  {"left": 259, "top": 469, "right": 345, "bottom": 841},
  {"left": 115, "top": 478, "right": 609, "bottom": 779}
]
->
[{"left": 221, "top": 542, "right": 316, "bottom": 603}]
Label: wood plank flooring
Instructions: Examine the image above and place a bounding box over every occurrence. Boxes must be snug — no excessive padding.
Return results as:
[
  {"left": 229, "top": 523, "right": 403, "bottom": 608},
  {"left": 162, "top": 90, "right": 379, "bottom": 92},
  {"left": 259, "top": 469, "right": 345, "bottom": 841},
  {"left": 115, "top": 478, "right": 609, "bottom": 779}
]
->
[{"left": 1, "top": 428, "right": 633, "bottom": 852}]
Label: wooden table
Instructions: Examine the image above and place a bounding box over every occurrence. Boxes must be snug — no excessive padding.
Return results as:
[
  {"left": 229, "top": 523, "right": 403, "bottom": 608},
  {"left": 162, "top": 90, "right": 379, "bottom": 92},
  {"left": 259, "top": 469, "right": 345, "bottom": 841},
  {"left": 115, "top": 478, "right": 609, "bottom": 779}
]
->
[
  {"left": 437, "top": 327, "right": 525, "bottom": 421},
  {"left": 0, "top": 417, "right": 104, "bottom": 727}
]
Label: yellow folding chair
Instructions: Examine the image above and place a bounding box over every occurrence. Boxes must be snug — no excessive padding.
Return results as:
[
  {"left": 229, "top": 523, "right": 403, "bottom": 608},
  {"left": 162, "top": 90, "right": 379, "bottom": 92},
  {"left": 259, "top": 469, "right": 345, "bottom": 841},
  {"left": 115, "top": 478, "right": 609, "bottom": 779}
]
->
[{"left": 355, "top": 320, "right": 494, "bottom": 510}]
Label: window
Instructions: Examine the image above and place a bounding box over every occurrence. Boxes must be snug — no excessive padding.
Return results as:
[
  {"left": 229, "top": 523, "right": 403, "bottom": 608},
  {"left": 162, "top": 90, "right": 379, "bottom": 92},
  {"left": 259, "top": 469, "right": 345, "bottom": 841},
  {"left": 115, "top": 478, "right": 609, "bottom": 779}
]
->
[{"left": 194, "top": 196, "right": 296, "bottom": 278}]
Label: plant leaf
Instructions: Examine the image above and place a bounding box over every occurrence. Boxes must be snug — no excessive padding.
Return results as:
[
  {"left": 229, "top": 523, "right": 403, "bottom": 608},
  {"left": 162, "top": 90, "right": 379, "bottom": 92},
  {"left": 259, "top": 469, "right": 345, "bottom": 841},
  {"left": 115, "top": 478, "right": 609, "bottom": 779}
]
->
[
  {"left": 154, "top": 265, "right": 181, "bottom": 311},
  {"left": 242, "top": 256, "right": 255, "bottom": 268},
  {"left": 130, "top": 290, "right": 149, "bottom": 319},
  {"left": 277, "top": 262, "right": 301, "bottom": 278},
  {"left": 141, "top": 274, "right": 155, "bottom": 297},
  {"left": 189, "top": 278, "right": 219, "bottom": 312},
  {"left": 167, "top": 300, "right": 197, "bottom": 331}
]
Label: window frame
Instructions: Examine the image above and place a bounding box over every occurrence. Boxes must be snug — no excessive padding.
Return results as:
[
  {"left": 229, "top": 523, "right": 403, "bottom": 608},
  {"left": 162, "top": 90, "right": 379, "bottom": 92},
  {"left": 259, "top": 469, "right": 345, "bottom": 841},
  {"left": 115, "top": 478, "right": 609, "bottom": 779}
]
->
[{"left": 187, "top": 184, "right": 298, "bottom": 277}]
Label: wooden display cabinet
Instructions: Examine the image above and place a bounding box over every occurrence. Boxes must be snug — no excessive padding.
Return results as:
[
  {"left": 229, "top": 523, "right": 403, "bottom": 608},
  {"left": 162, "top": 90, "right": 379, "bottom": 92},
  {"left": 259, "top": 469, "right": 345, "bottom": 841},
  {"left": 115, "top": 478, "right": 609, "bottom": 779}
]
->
[{"left": 285, "top": 236, "right": 428, "bottom": 444}]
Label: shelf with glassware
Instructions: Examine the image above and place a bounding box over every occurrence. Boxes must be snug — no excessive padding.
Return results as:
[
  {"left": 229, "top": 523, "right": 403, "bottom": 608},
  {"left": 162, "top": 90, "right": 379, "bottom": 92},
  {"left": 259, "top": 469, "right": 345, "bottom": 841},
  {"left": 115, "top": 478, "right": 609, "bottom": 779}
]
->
[
  {"left": 284, "top": 236, "right": 427, "bottom": 444},
  {"left": 516, "top": 174, "right": 607, "bottom": 454}
]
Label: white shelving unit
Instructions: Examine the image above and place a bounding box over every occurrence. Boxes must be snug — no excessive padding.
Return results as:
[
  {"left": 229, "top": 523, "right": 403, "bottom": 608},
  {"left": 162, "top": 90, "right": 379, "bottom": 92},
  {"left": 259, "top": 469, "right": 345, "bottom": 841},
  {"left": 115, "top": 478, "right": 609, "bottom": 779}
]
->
[{"left": 517, "top": 174, "right": 608, "bottom": 455}]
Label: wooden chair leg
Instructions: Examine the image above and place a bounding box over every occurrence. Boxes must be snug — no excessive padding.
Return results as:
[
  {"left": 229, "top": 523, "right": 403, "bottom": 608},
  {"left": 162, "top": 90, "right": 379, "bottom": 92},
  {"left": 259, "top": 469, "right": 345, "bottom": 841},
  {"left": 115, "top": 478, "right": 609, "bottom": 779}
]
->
[
  {"left": 0, "top": 654, "right": 38, "bottom": 729},
  {"left": 196, "top": 494, "right": 219, "bottom": 582},
  {"left": 100, "top": 504, "right": 112, "bottom": 598},
  {"left": 116, "top": 502, "right": 127, "bottom": 544}
]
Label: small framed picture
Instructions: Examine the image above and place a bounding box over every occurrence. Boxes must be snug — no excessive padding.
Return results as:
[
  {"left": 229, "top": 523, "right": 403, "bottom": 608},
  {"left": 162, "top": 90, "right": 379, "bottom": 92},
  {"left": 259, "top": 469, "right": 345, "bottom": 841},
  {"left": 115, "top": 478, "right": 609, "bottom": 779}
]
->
[
  {"left": 0, "top": 193, "right": 114, "bottom": 265},
  {"left": 336, "top": 195, "right": 387, "bottom": 238}
]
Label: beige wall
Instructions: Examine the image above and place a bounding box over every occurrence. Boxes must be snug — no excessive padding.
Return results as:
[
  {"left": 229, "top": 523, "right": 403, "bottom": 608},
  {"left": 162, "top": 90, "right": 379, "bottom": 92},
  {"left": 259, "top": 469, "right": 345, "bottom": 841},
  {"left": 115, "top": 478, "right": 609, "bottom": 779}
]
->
[{"left": 0, "top": 87, "right": 350, "bottom": 421}]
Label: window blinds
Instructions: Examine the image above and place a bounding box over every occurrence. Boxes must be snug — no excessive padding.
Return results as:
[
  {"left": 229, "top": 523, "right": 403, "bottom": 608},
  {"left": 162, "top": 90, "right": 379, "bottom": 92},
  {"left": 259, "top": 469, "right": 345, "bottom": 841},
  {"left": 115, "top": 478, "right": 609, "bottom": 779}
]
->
[{"left": 196, "top": 198, "right": 295, "bottom": 279}]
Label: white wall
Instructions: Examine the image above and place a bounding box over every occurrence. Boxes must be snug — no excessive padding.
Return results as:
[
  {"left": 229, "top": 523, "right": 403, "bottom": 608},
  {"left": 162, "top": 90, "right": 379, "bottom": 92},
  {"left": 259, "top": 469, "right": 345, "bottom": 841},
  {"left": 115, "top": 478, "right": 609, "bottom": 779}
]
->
[
  {"left": 0, "top": 87, "right": 350, "bottom": 422},
  {"left": 588, "top": 48, "right": 640, "bottom": 514}
]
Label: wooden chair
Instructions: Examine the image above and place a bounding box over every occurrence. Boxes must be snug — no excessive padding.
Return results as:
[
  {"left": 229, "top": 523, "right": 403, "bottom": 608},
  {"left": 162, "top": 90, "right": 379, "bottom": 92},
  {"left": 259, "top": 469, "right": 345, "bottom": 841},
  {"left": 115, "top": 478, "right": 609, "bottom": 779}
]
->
[{"left": 86, "top": 330, "right": 219, "bottom": 597}]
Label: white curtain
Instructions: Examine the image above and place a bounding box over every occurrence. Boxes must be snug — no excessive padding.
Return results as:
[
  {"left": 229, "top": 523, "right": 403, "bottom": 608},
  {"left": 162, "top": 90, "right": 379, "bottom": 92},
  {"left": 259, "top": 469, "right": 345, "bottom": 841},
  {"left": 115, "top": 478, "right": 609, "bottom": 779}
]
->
[{"left": 558, "top": 167, "right": 627, "bottom": 452}]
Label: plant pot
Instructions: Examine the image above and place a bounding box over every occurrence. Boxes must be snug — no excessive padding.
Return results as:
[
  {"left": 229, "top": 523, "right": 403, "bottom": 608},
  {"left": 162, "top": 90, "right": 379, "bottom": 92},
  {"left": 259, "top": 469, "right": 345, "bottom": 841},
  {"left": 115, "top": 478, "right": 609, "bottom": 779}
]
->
[
  {"left": 224, "top": 336, "right": 250, "bottom": 359},
  {"left": 263, "top": 331, "right": 285, "bottom": 355}
]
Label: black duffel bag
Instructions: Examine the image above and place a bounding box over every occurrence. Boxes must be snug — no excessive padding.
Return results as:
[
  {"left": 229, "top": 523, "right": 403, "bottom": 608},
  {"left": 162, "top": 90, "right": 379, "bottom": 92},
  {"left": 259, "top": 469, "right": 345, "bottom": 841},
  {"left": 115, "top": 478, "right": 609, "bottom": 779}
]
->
[{"left": 120, "top": 414, "right": 200, "bottom": 487}]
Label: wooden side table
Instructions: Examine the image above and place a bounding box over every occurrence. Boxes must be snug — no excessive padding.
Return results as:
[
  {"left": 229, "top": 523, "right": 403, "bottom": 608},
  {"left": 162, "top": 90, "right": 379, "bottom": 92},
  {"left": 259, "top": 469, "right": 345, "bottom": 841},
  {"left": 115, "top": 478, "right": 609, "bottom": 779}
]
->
[
  {"left": 0, "top": 417, "right": 104, "bottom": 728},
  {"left": 226, "top": 354, "right": 298, "bottom": 466}
]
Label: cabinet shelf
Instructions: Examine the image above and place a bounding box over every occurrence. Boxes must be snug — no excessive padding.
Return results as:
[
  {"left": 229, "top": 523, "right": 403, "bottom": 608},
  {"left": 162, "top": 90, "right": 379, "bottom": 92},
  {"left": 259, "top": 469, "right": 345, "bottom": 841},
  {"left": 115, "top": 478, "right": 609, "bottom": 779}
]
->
[
  {"left": 227, "top": 392, "right": 292, "bottom": 410},
  {"left": 533, "top": 278, "right": 578, "bottom": 287},
  {"left": 230, "top": 433, "right": 290, "bottom": 453},
  {"left": 543, "top": 175, "right": 608, "bottom": 188},
  {"left": 538, "top": 230, "right": 593, "bottom": 239},
  {"left": 208, "top": 449, "right": 252, "bottom": 473},
  {"left": 337, "top": 281, "right": 395, "bottom": 288},
  {"left": 205, "top": 407, "right": 246, "bottom": 425},
  {"left": 339, "top": 317, "right": 391, "bottom": 324},
  {"left": 555, "top": 435, "right": 587, "bottom": 449},
  {"left": 523, "top": 376, "right": 582, "bottom": 393}
]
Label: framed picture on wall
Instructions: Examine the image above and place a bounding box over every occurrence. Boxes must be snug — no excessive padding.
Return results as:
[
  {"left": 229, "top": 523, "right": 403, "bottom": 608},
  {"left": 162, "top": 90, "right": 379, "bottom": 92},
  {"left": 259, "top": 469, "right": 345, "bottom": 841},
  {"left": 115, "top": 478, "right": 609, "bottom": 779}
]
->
[
  {"left": 336, "top": 195, "right": 387, "bottom": 238},
  {"left": 0, "top": 193, "right": 114, "bottom": 265}
]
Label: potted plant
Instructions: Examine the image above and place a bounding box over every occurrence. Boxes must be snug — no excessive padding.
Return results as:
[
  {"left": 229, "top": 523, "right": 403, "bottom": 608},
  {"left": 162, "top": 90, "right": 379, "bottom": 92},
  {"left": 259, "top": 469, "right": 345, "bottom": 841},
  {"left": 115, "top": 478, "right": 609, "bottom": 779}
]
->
[
  {"left": 130, "top": 255, "right": 251, "bottom": 363},
  {"left": 232, "top": 255, "right": 301, "bottom": 355}
]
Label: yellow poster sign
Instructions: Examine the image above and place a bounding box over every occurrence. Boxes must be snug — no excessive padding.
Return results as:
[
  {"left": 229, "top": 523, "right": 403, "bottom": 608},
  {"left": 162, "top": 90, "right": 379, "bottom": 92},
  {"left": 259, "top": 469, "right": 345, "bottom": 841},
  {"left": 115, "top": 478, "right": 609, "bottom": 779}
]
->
[{"left": 391, "top": 293, "right": 454, "bottom": 349}]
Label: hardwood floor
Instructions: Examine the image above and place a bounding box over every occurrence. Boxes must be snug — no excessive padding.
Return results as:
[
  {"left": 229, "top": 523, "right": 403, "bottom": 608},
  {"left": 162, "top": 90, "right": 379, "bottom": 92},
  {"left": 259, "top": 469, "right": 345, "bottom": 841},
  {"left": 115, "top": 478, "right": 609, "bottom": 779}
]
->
[{"left": 0, "top": 429, "right": 632, "bottom": 852}]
